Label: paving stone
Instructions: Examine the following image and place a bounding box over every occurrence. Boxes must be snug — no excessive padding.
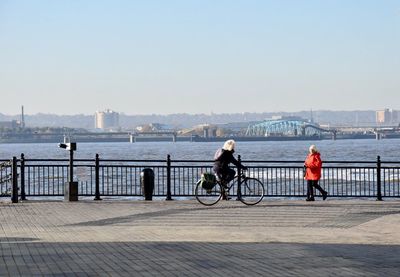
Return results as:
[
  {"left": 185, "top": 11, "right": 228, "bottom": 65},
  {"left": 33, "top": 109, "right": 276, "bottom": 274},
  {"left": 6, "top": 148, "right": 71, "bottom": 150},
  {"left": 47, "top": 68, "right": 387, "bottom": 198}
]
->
[{"left": 0, "top": 199, "right": 400, "bottom": 275}]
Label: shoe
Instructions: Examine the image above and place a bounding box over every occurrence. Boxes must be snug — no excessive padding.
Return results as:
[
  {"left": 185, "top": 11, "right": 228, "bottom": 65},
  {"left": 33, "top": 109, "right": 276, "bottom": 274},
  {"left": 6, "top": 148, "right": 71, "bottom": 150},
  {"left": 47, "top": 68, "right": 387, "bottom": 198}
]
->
[
  {"left": 306, "top": 197, "right": 315, "bottom": 201},
  {"left": 222, "top": 191, "right": 231, "bottom": 200},
  {"left": 206, "top": 189, "right": 212, "bottom": 194},
  {"left": 322, "top": 191, "right": 328, "bottom": 201}
]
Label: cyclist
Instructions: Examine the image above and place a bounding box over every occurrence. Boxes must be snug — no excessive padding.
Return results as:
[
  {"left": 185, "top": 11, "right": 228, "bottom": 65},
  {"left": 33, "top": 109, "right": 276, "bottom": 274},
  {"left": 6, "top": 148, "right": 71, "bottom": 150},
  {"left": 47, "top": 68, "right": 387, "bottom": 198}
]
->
[{"left": 213, "top": 140, "right": 247, "bottom": 198}]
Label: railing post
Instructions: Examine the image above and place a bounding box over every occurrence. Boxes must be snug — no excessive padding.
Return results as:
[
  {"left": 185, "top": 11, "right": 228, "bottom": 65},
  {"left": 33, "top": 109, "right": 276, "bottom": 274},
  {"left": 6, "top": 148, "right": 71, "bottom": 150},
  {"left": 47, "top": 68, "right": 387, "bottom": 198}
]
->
[
  {"left": 236, "top": 155, "right": 242, "bottom": 200},
  {"left": 69, "top": 148, "right": 74, "bottom": 183},
  {"left": 376, "top": 155, "right": 383, "bottom": 201},
  {"left": 63, "top": 143, "right": 78, "bottom": 201},
  {"left": 11, "top": 156, "right": 18, "bottom": 203},
  {"left": 94, "top": 153, "right": 102, "bottom": 200},
  {"left": 20, "top": 153, "right": 26, "bottom": 200},
  {"left": 166, "top": 154, "right": 172, "bottom": 200}
]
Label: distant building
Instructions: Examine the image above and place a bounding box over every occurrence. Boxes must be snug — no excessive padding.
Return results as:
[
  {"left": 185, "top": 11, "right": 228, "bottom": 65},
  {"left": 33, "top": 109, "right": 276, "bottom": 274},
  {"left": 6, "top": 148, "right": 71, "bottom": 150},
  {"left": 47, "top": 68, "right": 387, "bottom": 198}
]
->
[
  {"left": 135, "top": 123, "right": 172, "bottom": 132},
  {"left": 0, "top": 120, "right": 19, "bottom": 129},
  {"left": 376, "top": 109, "right": 399, "bottom": 124},
  {"left": 95, "top": 109, "right": 119, "bottom": 130},
  {"left": 270, "top": 115, "right": 306, "bottom": 122},
  {"left": 0, "top": 106, "right": 26, "bottom": 129}
]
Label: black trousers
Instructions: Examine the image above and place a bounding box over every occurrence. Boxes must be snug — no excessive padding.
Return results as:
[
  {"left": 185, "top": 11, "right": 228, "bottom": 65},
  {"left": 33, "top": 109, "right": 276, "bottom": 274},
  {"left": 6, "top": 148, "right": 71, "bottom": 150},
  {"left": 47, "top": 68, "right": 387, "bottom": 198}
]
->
[
  {"left": 307, "top": 180, "right": 326, "bottom": 198},
  {"left": 213, "top": 167, "right": 236, "bottom": 185}
]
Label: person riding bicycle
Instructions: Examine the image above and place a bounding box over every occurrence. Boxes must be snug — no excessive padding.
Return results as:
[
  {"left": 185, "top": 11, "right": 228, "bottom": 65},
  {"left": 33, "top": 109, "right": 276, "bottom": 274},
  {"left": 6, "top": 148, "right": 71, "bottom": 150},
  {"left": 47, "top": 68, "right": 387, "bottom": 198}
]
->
[{"left": 213, "top": 140, "right": 247, "bottom": 192}]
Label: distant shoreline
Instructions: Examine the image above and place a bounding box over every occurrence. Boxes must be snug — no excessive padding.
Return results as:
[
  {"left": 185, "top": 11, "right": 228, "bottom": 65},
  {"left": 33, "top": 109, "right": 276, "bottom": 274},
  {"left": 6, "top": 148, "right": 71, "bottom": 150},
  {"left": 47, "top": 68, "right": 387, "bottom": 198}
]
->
[{"left": 1, "top": 133, "right": 399, "bottom": 144}]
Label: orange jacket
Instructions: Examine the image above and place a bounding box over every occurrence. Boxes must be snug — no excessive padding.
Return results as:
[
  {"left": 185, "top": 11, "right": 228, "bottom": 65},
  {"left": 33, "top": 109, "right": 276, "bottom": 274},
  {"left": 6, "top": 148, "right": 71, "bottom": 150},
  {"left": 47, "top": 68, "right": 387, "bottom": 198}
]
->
[{"left": 304, "top": 152, "right": 322, "bottom": 180}]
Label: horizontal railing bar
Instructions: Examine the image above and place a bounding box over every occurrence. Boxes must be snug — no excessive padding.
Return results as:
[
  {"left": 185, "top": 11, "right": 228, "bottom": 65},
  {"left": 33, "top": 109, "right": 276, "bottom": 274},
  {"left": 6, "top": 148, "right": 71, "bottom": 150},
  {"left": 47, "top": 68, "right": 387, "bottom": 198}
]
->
[
  {"left": 23, "top": 165, "right": 67, "bottom": 168},
  {"left": 24, "top": 158, "right": 167, "bottom": 163},
  {"left": 21, "top": 158, "right": 400, "bottom": 165},
  {"left": 244, "top": 160, "right": 377, "bottom": 164},
  {"left": 93, "top": 159, "right": 167, "bottom": 163},
  {"left": 25, "top": 159, "right": 69, "bottom": 162},
  {"left": 20, "top": 164, "right": 393, "bottom": 169},
  {"left": 99, "top": 165, "right": 166, "bottom": 168}
]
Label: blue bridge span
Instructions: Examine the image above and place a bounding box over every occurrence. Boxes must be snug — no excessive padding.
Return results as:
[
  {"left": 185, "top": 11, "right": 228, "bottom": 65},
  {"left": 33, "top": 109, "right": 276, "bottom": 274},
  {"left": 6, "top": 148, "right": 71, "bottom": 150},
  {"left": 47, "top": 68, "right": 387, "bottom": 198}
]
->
[{"left": 245, "top": 119, "right": 334, "bottom": 137}]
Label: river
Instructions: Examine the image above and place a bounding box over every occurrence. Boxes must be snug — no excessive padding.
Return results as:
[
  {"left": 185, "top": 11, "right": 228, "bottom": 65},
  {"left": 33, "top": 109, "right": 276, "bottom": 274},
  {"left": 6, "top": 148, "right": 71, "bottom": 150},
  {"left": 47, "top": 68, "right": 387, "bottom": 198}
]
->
[{"left": 0, "top": 139, "right": 399, "bottom": 161}]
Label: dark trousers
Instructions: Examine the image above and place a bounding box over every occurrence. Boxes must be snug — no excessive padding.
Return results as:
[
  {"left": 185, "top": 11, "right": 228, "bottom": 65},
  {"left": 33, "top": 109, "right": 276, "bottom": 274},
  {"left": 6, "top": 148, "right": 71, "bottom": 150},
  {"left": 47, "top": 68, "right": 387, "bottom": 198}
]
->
[
  {"left": 307, "top": 180, "right": 326, "bottom": 199},
  {"left": 214, "top": 167, "right": 236, "bottom": 186}
]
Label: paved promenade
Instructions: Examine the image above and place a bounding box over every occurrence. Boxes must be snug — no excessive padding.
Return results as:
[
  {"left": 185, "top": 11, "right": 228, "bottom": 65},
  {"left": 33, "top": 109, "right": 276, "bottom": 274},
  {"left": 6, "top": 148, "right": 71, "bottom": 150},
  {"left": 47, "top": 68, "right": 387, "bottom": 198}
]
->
[{"left": 1, "top": 198, "right": 400, "bottom": 276}]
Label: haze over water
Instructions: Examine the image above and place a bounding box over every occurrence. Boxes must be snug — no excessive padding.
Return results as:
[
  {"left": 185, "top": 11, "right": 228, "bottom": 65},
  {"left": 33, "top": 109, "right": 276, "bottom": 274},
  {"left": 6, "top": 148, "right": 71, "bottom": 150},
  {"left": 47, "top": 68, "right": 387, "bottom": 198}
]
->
[{"left": 1, "top": 139, "right": 399, "bottom": 161}]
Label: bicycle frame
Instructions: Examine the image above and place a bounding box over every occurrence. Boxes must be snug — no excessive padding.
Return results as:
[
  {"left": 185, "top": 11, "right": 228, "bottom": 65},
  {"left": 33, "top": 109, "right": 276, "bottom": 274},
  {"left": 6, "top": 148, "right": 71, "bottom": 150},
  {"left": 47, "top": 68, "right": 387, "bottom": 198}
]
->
[
  {"left": 195, "top": 169, "right": 264, "bottom": 206},
  {"left": 219, "top": 171, "right": 247, "bottom": 194}
]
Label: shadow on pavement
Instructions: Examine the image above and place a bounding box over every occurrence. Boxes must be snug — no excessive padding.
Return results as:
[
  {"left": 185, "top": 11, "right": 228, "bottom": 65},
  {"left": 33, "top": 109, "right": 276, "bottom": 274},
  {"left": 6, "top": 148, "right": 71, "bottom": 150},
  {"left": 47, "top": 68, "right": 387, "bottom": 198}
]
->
[{"left": 0, "top": 241, "right": 399, "bottom": 276}]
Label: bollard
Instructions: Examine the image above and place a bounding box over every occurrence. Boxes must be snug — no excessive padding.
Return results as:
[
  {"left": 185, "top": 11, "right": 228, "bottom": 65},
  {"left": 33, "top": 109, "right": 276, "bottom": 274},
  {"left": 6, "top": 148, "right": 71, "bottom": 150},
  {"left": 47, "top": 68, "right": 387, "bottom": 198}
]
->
[
  {"left": 65, "top": 181, "right": 78, "bottom": 201},
  {"left": 141, "top": 168, "right": 154, "bottom": 200}
]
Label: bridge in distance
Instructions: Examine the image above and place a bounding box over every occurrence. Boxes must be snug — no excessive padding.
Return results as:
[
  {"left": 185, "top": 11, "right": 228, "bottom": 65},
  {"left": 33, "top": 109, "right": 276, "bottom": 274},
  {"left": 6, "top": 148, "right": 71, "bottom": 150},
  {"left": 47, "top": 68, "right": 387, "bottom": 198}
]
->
[
  {"left": 70, "top": 119, "right": 400, "bottom": 142},
  {"left": 2, "top": 120, "right": 399, "bottom": 144}
]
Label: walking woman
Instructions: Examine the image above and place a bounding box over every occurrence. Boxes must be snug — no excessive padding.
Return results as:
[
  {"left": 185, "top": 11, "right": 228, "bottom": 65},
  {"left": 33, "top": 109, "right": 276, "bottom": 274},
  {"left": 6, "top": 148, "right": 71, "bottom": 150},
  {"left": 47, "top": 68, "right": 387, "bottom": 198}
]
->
[{"left": 304, "top": 145, "right": 327, "bottom": 201}]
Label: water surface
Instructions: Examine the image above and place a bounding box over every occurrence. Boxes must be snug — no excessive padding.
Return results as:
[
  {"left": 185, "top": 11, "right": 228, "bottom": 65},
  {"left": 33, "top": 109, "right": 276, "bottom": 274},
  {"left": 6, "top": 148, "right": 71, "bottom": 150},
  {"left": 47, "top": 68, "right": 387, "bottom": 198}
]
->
[{"left": 1, "top": 139, "right": 399, "bottom": 161}]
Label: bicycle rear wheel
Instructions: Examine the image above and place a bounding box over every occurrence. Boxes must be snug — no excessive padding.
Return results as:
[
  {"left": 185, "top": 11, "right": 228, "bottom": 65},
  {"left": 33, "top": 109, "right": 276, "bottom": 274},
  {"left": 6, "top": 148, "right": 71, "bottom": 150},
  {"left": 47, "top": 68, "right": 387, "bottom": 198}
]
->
[
  {"left": 195, "top": 181, "right": 222, "bottom": 206},
  {"left": 239, "top": 177, "right": 264, "bottom": 205}
]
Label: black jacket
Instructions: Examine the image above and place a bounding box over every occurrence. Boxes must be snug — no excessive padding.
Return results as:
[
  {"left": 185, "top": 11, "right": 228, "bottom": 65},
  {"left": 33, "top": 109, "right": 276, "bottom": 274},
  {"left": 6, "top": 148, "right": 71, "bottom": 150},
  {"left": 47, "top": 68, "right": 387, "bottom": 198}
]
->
[{"left": 213, "top": 149, "right": 244, "bottom": 172}]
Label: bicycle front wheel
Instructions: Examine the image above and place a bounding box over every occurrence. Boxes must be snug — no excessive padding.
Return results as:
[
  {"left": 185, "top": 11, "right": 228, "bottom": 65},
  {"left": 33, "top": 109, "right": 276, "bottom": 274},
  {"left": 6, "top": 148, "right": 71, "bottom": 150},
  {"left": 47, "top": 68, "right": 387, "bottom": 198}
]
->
[
  {"left": 195, "top": 181, "right": 222, "bottom": 206},
  {"left": 239, "top": 178, "right": 264, "bottom": 205}
]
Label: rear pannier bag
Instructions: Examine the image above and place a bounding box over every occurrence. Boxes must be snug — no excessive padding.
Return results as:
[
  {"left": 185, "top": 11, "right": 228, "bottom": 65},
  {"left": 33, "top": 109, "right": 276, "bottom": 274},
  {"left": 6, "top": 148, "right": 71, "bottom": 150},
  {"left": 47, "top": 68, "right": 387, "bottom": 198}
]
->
[{"left": 200, "top": 173, "right": 217, "bottom": 190}]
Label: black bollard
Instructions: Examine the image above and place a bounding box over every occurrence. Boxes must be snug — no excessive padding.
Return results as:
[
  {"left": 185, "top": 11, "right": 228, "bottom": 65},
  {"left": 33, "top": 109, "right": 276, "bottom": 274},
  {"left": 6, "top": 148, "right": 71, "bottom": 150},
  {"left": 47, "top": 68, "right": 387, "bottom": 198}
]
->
[{"left": 141, "top": 168, "right": 154, "bottom": 200}]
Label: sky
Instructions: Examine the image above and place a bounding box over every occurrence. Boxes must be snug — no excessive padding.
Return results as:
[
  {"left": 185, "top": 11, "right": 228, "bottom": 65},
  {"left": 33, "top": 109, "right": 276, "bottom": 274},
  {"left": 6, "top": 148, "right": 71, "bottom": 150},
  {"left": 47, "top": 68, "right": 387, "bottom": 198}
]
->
[{"left": 0, "top": 0, "right": 399, "bottom": 115}]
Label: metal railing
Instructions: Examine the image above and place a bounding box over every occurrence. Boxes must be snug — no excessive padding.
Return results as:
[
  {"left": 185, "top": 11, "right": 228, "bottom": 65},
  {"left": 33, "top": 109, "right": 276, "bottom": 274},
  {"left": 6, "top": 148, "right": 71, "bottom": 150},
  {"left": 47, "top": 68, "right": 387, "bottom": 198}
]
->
[{"left": 1, "top": 154, "right": 400, "bottom": 202}]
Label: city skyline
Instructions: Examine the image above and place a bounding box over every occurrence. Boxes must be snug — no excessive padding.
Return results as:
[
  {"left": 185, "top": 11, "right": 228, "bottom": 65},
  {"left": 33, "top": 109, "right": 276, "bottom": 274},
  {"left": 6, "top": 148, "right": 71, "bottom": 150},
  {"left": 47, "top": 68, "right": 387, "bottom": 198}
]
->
[
  {"left": 1, "top": 0, "right": 399, "bottom": 115},
  {"left": 1, "top": 105, "right": 395, "bottom": 116}
]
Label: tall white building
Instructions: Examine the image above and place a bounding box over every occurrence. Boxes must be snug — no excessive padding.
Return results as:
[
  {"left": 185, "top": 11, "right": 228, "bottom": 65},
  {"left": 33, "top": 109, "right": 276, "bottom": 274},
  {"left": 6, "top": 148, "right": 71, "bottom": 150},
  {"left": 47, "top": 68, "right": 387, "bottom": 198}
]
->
[
  {"left": 376, "top": 109, "right": 399, "bottom": 124},
  {"left": 95, "top": 109, "right": 119, "bottom": 130}
]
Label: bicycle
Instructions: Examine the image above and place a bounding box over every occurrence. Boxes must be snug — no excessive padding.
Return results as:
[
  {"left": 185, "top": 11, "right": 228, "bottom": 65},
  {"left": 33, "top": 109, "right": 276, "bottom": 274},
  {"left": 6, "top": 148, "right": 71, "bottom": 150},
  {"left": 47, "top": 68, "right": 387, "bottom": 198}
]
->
[{"left": 195, "top": 170, "right": 265, "bottom": 206}]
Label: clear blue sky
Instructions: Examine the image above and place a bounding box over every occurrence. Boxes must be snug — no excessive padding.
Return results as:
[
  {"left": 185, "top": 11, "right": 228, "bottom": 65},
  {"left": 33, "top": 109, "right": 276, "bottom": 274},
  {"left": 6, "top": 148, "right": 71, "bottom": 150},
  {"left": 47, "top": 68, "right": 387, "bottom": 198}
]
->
[{"left": 0, "top": 0, "right": 399, "bottom": 115}]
